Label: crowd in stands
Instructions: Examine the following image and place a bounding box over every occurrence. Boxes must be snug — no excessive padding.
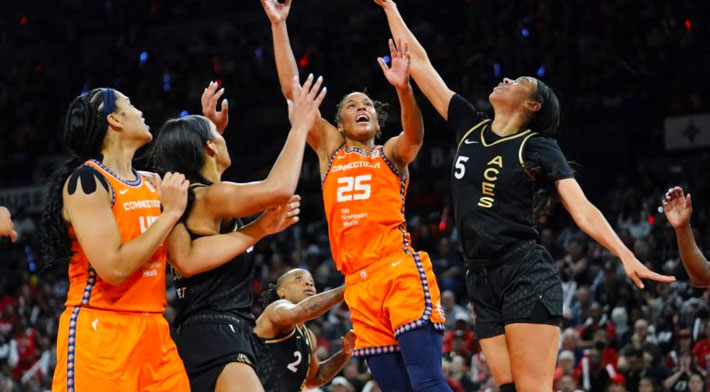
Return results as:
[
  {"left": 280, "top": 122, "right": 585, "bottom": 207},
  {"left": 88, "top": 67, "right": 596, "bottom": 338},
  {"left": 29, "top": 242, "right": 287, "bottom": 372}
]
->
[{"left": 1, "top": 0, "right": 709, "bottom": 391}]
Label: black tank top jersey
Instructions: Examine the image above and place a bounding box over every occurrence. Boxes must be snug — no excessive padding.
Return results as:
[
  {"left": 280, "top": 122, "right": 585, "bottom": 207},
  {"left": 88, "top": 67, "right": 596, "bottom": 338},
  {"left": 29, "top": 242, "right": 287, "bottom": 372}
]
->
[
  {"left": 255, "top": 325, "right": 313, "bottom": 392},
  {"left": 447, "top": 94, "right": 573, "bottom": 262},
  {"left": 171, "top": 184, "right": 256, "bottom": 326}
]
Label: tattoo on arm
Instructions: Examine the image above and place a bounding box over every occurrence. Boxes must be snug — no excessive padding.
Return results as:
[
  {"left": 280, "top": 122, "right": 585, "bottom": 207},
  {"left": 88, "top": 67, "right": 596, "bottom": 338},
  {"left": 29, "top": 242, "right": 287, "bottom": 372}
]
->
[{"left": 67, "top": 166, "right": 109, "bottom": 195}]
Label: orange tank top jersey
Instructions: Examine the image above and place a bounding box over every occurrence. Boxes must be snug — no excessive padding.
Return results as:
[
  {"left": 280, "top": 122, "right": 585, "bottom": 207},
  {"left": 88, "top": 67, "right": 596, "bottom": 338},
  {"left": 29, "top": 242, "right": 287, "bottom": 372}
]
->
[
  {"left": 64, "top": 159, "right": 166, "bottom": 313},
  {"left": 322, "top": 145, "right": 412, "bottom": 275}
]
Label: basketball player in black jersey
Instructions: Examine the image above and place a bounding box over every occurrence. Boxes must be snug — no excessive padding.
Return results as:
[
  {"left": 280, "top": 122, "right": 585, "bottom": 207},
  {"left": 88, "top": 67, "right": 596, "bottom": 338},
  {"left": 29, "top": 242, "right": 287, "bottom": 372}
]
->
[
  {"left": 152, "top": 76, "right": 327, "bottom": 392},
  {"left": 0, "top": 206, "right": 16, "bottom": 242},
  {"left": 254, "top": 269, "right": 355, "bottom": 392},
  {"left": 663, "top": 186, "right": 710, "bottom": 286},
  {"left": 374, "top": 1, "right": 676, "bottom": 392}
]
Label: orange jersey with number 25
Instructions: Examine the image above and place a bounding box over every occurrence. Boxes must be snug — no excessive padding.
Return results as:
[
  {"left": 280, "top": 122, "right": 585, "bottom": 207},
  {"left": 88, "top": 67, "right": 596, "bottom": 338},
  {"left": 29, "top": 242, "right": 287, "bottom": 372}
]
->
[{"left": 322, "top": 145, "right": 413, "bottom": 275}]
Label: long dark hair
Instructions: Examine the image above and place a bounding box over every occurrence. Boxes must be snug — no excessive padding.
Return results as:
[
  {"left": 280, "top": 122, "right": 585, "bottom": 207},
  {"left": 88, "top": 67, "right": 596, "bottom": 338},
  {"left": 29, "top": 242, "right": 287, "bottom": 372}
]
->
[
  {"left": 152, "top": 115, "right": 214, "bottom": 220},
  {"left": 524, "top": 80, "right": 567, "bottom": 219},
  {"left": 40, "top": 88, "right": 116, "bottom": 268}
]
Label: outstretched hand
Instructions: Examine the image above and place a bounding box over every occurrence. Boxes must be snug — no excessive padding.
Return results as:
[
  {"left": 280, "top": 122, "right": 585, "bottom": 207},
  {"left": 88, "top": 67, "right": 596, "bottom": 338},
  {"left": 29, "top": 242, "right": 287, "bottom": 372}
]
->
[
  {"left": 663, "top": 186, "right": 692, "bottom": 229},
  {"left": 287, "top": 74, "right": 327, "bottom": 131},
  {"left": 378, "top": 38, "right": 410, "bottom": 91},
  {"left": 622, "top": 256, "right": 675, "bottom": 289},
  {"left": 201, "top": 81, "right": 229, "bottom": 133},
  {"left": 261, "top": 0, "right": 292, "bottom": 24},
  {"left": 258, "top": 195, "right": 301, "bottom": 236}
]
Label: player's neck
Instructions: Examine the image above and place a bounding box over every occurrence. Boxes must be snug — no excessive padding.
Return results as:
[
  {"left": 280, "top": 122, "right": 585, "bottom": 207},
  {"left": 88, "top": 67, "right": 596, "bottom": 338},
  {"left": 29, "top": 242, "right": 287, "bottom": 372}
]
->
[
  {"left": 490, "top": 112, "right": 526, "bottom": 137},
  {"left": 199, "top": 161, "right": 221, "bottom": 184},
  {"left": 99, "top": 148, "right": 135, "bottom": 180},
  {"left": 345, "top": 139, "right": 374, "bottom": 154}
]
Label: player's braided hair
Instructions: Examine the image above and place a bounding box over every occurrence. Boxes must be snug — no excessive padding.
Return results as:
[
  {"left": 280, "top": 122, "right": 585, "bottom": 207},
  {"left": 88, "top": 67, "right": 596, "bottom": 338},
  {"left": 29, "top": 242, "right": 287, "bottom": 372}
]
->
[
  {"left": 259, "top": 272, "right": 290, "bottom": 308},
  {"left": 41, "top": 89, "right": 115, "bottom": 268},
  {"left": 334, "top": 91, "right": 389, "bottom": 139},
  {"left": 260, "top": 283, "right": 281, "bottom": 308}
]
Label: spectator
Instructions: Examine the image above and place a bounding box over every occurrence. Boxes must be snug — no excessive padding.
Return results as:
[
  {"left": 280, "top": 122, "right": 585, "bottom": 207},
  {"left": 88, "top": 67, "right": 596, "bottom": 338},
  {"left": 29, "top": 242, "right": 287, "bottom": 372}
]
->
[
  {"left": 663, "top": 353, "right": 704, "bottom": 392},
  {"left": 442, "top": 290, "right": 469, "bottom": 329}
]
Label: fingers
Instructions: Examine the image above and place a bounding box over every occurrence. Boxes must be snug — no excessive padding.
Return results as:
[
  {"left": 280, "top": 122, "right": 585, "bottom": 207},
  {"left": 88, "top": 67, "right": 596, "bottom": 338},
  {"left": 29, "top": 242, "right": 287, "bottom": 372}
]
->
[
  {"left": 301, "top": 74, "right": 315, "bottom": 97},
  {"left": 687, "top": 193, "right": 692, "bottom": 209},
  {"left": 377, "top": 57, "right": 390, "bottom": 74},
  {"left": 389, "top": 38, "right": 397, "bottom": 58},
  {"left": 284, "top": 0, "right": 292, "bottom": 8},
  {"left": 10, "top": 230, "right": 17, "bottom": 243},
  {"left": 640, "top": 270, "right": 676, "bottom": 283},
  {"left": 629, "top": 272, "right": 644, "bottom": 290},
  {"left": 209, "top": 88, "right": 225, "bottom": 113},
  {"left": 308, "top": 76, "right": 323, "bottom": 100},
  {"left": 314, "top": 83, "right": 327, "bottom": 107}
]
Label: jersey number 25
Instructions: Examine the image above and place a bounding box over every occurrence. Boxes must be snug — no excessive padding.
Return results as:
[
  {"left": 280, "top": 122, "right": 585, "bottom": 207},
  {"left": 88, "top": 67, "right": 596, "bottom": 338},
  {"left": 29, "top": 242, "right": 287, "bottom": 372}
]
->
[{"left": 337, "top": 175, "right": 372, "bottom": 202}]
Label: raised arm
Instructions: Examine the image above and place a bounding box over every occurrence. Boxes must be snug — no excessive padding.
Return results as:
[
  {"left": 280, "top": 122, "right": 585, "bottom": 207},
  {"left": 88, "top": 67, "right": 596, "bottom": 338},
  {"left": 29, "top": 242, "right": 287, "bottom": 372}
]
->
[
  {"left": 260, "top": 0, "right": 342, "bottom": 157},
  {"left": 304, "top": 330, "right": 355, "bottom": 388},
  {"left": 374, "top": 0, "right": 455, "bottom": 120},
  {"left": 266, "top": 286, "right": 345, "bottom": 327},
  {"left": 65, "top": 171, "right": 188, "bottom": 285},
  {"left": 168, "top": 195, "right": 300, "bottom": 278},
  {"left": 381, "top": 39, "right": 424, "bottom": 169},
  {"left": 663, "top": 187, "right": 710, "bottom": 286},
  {"left": 200, "top": 76, "right": 326, "bottom": 218},
  {"left": 557, "top": 178, "right": 675, "bottom": 289}
]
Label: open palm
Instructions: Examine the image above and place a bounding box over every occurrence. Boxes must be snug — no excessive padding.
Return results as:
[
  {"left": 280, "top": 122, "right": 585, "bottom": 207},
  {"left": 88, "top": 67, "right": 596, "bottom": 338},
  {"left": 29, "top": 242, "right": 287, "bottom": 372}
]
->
[{"left": 378, "top": 38, "right": 410, "bottom": 91}]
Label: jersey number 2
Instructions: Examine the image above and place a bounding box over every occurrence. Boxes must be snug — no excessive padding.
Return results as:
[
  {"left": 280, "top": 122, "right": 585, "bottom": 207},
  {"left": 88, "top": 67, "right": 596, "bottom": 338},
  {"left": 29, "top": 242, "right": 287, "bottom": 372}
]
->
[
  {"left": 287, "top": 351, "right": 302, "bottom": 373},
  {"left": 336, "top": 175, "right": 371, "bottom": 202}
]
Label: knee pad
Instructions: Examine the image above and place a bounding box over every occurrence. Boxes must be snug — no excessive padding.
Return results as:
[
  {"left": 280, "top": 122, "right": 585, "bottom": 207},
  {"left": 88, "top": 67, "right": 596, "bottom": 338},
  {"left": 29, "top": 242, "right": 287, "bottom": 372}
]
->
[{"left": 500, "top": 383, "right": 517, "bottom": 392}]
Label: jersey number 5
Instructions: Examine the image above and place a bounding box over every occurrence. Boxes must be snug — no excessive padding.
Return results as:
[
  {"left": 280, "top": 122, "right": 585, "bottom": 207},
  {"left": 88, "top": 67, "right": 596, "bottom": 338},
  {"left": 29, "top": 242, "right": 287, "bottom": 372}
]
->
[
  {"left": 454, "top": 156, "right": 469, "bottom": 180},
  {"left": 287, "top": 351, "right": 302, "bottom": 373},
  {"left": 337, "top": 175, "right": 372, "bottom": 202}
]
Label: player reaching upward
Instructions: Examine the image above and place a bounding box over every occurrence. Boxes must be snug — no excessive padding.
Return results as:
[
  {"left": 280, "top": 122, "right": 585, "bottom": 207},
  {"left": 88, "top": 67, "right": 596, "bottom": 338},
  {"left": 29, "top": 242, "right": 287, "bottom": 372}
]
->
[
  {"left": 663, "top": 186, "right": 710, "bottom": 286},
  {"left": 152, "top": 76, "right": 326, "bottom": 392},
  {"left": 261, "top": 1, "right": 450, "bottom": 390},
  {"left": 373, "top": 1, "right": 676, "bottom": 391}
]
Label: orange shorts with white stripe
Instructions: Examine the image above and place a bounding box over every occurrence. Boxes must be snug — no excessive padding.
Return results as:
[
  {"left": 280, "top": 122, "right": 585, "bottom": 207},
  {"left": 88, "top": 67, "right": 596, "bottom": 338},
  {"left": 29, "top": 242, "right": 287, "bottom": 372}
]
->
[
  {"left": 52, "top": 307, "right": 189, "bottom": 392},
  {"left": 344, "top": 251, "right": 446, "bottom": 357}
]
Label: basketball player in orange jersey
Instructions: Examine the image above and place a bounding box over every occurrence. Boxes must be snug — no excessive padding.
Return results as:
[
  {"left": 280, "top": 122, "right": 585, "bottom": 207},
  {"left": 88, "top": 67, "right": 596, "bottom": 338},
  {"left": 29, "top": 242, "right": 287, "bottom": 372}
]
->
[
  {"left": 261, "top": 1, "right": 450, "bottom": 390},
  {"left": 0, "top": 206, "right": 17, "bottom": 242},
  {"left": 40, "top": 88, "right": 191, "bottom": 391}
]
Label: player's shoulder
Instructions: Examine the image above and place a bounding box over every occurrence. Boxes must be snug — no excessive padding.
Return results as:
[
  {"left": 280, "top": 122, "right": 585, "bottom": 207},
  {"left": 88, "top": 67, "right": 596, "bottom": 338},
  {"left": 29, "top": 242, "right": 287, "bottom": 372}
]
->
[{"left": 63, "top": 164, "right": 110, "bottom": 197}]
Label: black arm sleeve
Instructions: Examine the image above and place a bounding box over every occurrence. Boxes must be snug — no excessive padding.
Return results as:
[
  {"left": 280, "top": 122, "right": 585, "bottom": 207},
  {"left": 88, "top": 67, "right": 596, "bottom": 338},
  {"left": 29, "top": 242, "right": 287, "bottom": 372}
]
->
[
  {"left": 447, "top": 94, "right": 489, "bottom": 143},
  {"left": 523, "top": 137, "right": 574, "bottom": 180}
]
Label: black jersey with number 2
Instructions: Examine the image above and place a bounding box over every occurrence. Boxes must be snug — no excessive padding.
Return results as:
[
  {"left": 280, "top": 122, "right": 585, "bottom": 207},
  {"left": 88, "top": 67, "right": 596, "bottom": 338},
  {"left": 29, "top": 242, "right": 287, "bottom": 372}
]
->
[
  {"left": 254, "top": 325, "right": 313, "bottom": 392},
  {"left": 447, "top": 94, "right": 573, "bottom": 263}
]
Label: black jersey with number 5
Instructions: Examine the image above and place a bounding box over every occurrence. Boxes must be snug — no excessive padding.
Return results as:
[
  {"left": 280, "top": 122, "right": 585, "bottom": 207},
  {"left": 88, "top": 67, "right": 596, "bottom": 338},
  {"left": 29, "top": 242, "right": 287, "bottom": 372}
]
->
[
  {"left": 447, "top": 94, "right": 573, "bottom": 263},
  {"left": 254, "top": 325, "right": 313, "bottom": 392}
]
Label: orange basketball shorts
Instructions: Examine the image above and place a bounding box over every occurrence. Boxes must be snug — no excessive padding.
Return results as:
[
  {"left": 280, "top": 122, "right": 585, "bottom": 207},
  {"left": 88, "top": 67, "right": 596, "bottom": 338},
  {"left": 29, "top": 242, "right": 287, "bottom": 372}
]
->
[
  {"left": 52, "top": 307, "right": 189, "bottom": 392},
  {"left": 344, "top": 251, "right": 446, "bottom": 357}
]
